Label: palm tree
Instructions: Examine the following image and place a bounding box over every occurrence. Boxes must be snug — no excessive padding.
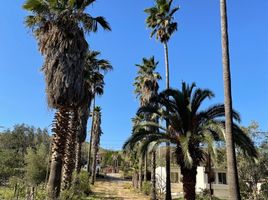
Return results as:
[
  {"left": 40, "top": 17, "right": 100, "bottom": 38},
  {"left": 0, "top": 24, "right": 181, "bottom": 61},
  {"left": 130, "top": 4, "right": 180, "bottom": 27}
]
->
[
  {"left": 134, "top": 57, "right": 161, "bottom": 189},
  {"left": 23, "top": 1, "right": 111, "bottom": 198},
  {"left": 90, "top": 106, "right": 102, "bottom": 185},
  {"left": 145, "top": 1, "right": 179, "bottom": 198},
  {"left": 220, "top": 0, "right": 241, "bottom": 199},
  {"left": 124, "top": 82, "right": 257, "bottom": 200},
  {"left": 83, "top": 51, "right": 112, "bottom": 174},
  {"left": 134, "top": 57, "right": 161, "bottom": 192}
]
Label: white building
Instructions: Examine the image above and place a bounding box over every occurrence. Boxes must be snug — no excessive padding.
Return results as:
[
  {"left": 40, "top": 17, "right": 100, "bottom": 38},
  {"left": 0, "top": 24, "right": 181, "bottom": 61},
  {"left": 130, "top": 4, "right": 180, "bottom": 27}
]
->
[{"left": 156, "top": 166, "right": 229, "bottom": 199}]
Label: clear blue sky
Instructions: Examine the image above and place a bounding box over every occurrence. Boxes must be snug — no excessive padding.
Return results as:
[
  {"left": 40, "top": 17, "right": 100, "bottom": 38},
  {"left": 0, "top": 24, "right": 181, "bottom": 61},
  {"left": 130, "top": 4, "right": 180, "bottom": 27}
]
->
[{"left": 0, "top": 0, "right": 267, "bottom": 150}]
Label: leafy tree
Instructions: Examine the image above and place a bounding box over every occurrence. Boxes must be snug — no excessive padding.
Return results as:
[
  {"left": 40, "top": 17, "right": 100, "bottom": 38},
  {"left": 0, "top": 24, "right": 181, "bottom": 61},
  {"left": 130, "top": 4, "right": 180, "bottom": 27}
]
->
[
  {"left": 0, "top": 149, "right": 24, "bottom": 184},
  {"left": 0, "top": 124, "right": 49, "bottom": 184},
  {"left": 25, "top": 144, "right": 49, "bottom": 186},
  {"left": 237, "top": 122, "right": 268, "bottom": 200}
]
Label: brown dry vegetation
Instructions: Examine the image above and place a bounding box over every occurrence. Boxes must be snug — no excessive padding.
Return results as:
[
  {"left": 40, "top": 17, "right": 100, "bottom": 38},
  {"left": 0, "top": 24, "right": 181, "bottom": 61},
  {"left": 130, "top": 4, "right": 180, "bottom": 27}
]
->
[{"left": 90, "top": 177, "right": 149, "bottom": 200}]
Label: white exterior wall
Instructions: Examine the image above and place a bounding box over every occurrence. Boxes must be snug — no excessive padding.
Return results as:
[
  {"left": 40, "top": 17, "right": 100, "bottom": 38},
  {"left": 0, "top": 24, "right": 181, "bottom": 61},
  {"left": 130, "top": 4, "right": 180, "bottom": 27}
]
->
[
  {"left": 156, "top": 166, "right": 229, "bottom": 199},
  {"left": 196, "top": 166, "right": 206, "bottom": 192},
  {"left": 155, "top": 167, "right": 166, "bottom": 189}
]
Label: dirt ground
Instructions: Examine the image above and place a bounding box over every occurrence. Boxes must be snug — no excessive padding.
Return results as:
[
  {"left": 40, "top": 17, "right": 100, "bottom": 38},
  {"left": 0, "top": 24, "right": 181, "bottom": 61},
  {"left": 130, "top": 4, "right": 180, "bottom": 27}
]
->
[{"left": 89, "top": 174, "right": 149, "bottom": 200}]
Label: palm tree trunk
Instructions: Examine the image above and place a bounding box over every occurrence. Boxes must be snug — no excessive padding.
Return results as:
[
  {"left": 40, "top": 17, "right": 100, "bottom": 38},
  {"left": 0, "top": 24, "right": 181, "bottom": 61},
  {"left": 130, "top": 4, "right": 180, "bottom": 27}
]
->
[
  {"left": 87, "top": 96, "right": 95, "bottom": 174},
  {"left": 164, "top": 41, "right": 172, "bottom": 200},
  {"left": 75, "top": 141, "right": 82, "bottom": 173},
  {"left": 164, "top": 42, "right": 170, "bottom": 89},
  {"left": 144, "top": 153, "right": 148, "bottom": 182},
  {"left": 61, "top": 109, "right": 78, "bottom": 190},
  {"left": 220, "top": 0, "right": 241, "bottom": 199},
  {"left": 90, "top": 131, "right": 97, "bottom": 185},
  {"left": 132, "top": 171, "right": 139, "bottom": 189},
  {"left": 181, "top": 166, "right": 197, "bottom": 200},
  {"left": 151, "top": 150, "right": 157, "bottom": 200},
  {"left": 46, "top": 108, "right": 69, "bottom": 199},
  {"left": 138, "top": 158, "right": 143, "bottom": 190},
  {"left": 90, "top": 128, "right": 101, "bottom": 185}
]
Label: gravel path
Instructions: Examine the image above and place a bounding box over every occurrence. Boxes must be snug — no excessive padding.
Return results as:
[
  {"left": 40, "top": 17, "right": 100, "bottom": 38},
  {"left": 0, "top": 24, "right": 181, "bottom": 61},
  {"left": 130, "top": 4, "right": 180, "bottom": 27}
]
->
[{"left": 89, "top": 175, "right": 149, "bottom": 200}]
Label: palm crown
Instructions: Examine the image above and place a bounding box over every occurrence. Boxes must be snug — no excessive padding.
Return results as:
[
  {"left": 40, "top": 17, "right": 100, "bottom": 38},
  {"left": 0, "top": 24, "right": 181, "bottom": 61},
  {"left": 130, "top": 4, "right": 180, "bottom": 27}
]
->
[
  {"left": 145, "top": 0, "right": 179, "bottom": 43},
  {"left": 84, "top": 50, "right": 113, "bottom": 97},
  {"left": 134, "top": 57, "right": 161, "bottom": 106},
  {"left": 78, "top": 51, "right": 112, "bottom": 143},
  {"left": 23, "top": 0, "right": 111, "bottom": 108},
  {"left": 23, "top": 0, "right": 111, "bottom": 33},
  {"left": 125, "top": 82, "right": 257, "bottom": 168}
]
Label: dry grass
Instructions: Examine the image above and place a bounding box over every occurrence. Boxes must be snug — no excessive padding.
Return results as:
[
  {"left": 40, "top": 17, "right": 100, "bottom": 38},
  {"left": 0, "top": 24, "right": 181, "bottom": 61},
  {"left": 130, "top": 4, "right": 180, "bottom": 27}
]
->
[{"left": 90, "top": 178, "right": 149, "bottom": 200}]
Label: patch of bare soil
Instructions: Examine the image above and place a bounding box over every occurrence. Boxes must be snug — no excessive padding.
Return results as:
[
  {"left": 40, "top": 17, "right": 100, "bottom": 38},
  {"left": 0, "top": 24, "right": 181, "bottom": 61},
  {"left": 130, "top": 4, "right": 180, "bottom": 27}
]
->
[{"left": 90, "top": 176, "right": 149, "bottom": 200}]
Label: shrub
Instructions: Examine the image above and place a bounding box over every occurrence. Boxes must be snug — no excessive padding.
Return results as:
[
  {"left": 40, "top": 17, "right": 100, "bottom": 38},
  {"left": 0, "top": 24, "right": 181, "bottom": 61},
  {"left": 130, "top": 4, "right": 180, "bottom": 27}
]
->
[
  {"left": 261, "top": 182, "right": 268, "bottom": 199},
  {"left": 142, "top": 181, "right": 151, "bottom": 195},
  {"left": 60, "top": 171, "right": 91, "bottom": 200},
  {"left": 196, "top": 188, "right": 223, "bottom": 200}
]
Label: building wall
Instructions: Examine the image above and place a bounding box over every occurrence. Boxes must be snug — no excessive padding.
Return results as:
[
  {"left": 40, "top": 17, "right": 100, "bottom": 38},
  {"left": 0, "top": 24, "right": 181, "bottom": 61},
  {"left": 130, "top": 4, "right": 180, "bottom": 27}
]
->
[
  {"left": 196, "top": 166, "right": 206, "bottom": 192},
  {"left": 155, "top": 166, "right": 229, "bottom": 199}
]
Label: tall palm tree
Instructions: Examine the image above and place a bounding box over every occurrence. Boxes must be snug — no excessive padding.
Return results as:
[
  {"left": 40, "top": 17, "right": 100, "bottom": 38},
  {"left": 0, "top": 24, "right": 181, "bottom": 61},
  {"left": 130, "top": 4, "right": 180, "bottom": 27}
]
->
[
  {"left": 124, "top": 82, "right": 257, "bottom": 200},
  {"left": 90, "top": 106, "right": 102, "bottom": 185},
  {"left": 134, "top": 57, "right": 161, "bottom": 192},
  {"left": 134, "top": 57, "right": 161, "bottom": 189},
  {"left": 83, "top": 51, "right": 112, "bottom": 174},
  {"left": 145, "top": 1, "right": 179, "bottom": 198},
  {"left": 23, "top": 1, "right": 111, "bottom": 198},
  {"left": 220, "top": 0, "right": 241, "bottom": 199}
]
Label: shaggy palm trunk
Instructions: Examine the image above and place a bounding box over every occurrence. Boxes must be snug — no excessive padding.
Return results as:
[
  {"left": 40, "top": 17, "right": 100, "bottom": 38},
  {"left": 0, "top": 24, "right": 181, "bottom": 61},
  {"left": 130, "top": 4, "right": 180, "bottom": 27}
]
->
[
  {"left": 138, "top": 158, "right": 143, "bottom": 190},
  {"left": 164, "top": 41, "right": 172, "bottom": 200},
  {"left": 87, "top": 96, "right": 95, "bottom": 174},
  {"left": 90, "top": 131, "right": 100, "bottom": 185},
  {"left": 220, "top": 0, "right": 241, "bottom": 199},
  {"left": 75, "top": 141, "right": 82, "bottom": 173},
  {"left": 151, "top": 150, "right": 157, "bottom": 200},
  {"left": 181, "top": 166, "right": 197, "bottom": 200},
  {"left": 61, "top": 109, "right": 78, "bottom": 190},
  {"left": 90, "top": 134, "right": 97, "bottom": 185},
  {"left": 46, "top": 108, "right": 69, "bottom": 199},
  {"left": 91, "top": 108, "right": 101, "bottom": 185},
  {"left": 144, "top": 153, "right": 148, "bottom": 182}
]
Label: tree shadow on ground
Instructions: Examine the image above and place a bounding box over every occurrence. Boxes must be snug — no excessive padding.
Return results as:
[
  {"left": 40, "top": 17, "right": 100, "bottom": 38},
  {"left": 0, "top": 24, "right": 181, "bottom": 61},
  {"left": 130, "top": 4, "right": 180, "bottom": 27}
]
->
[{"left": 89, "top": 192, "right": 123, "bottom": 200}]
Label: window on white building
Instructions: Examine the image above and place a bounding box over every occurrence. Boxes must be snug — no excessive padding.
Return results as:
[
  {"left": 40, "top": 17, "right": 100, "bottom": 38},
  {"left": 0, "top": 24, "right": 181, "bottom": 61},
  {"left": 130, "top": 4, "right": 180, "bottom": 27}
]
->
[{"left": 218, "top": 172, "right": 227, "bottom": 184}]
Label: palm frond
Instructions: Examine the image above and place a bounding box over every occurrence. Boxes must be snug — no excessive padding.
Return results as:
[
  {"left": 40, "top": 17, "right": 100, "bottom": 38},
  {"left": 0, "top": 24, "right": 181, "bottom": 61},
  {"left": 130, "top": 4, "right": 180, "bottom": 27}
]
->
[
  {"left": 133, "top": 121, "right": 167, "bottom": 133},
  {"left": 77, "top": 13, "right": 111, "bottom": 33},
  {"left": 197, "top": 104, "right": 241, "bottom": 123},
  {"left": 191, "top": 88, "right": 215, "bottom": 114},
  {"left": 178, "top": 132, "right": 193, "bottom": 168}
]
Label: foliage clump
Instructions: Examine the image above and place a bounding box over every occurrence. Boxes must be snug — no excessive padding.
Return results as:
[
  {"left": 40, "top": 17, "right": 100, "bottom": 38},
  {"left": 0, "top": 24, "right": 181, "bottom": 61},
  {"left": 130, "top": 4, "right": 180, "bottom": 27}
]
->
[{"left": 60, "top": 171, "right": 91, "bottom": 200}]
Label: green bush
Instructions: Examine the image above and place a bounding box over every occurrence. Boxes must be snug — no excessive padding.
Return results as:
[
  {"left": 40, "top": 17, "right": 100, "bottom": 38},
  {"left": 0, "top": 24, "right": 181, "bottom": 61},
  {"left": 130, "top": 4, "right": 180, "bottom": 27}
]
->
[
  {"left": 35, "top": 184, "right": 47, "bottom": 200},
  {"left": 142, "top": 181, "right": 151, "bottom": 195},
  {"left": 24, "top": 144, "right": 49, "bottom": 185},
  {"left": 261, "top": 182, "right": 268, "bottom": 199},
  {"left": 60, "top": 171, "right": 91, "bottom": 200},
  {"left": 0, "top": 186, "right": 14, "bottom": 200},
  {"left": 195, "top": 189, "right": 223, "bottom": 200}
]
